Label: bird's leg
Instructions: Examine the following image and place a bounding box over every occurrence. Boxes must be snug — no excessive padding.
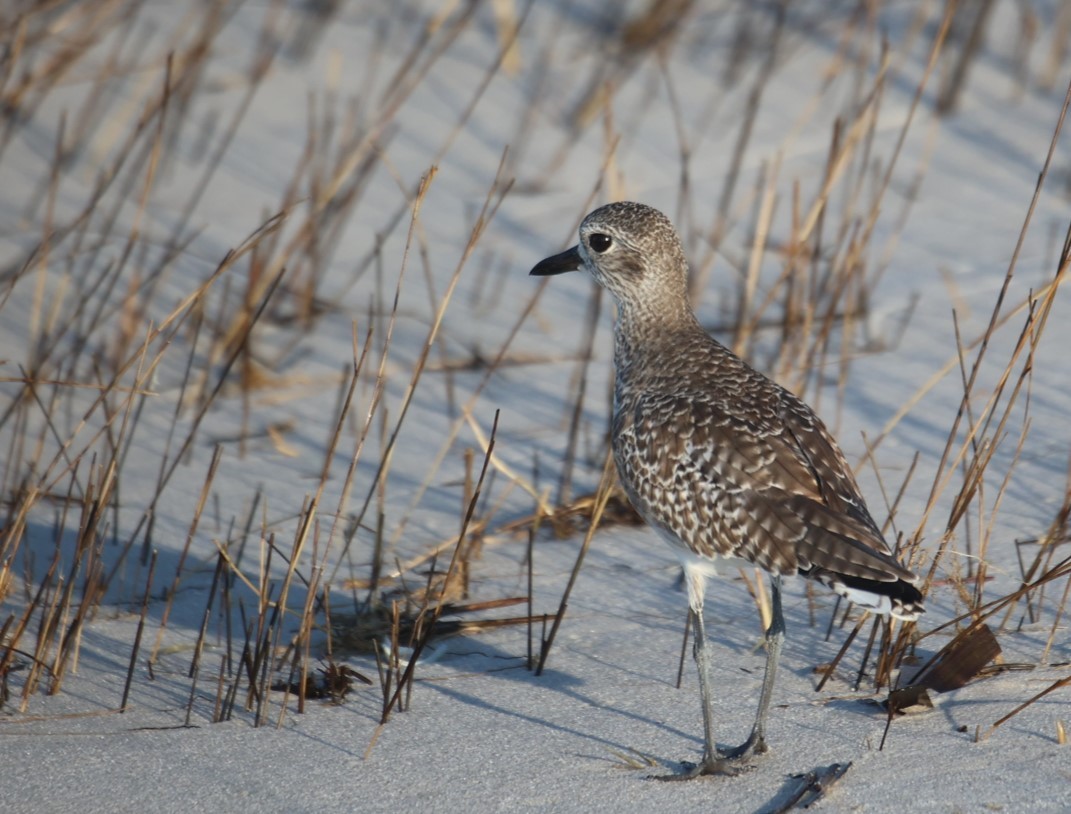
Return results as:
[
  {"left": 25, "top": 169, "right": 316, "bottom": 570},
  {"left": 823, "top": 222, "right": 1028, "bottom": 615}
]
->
[
  {"left": 722, "top": 573, "right": 785, "bottom": 760},
  {"left": 690, "top": 604, "right": 719, "bottom": 768},
  {"left": 664, "top": 567, "right": 739, "bottom": 778}
]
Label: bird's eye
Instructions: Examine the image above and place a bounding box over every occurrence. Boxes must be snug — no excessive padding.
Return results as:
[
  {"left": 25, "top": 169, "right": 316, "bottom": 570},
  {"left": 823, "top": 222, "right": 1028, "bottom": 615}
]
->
[{"left": 588, "top": 233, "right": 612, "bottom": 253}]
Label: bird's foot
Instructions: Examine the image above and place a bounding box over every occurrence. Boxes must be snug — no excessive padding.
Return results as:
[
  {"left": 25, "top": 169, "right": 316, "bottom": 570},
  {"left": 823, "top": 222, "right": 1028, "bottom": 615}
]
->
[
  {"left": 653, "top": 757, "right": 748, "bottom": 781},
  {"left": 652, "top": 745, "right": 763, "bottom": 781},
  {"left": 718, "top": 732, "right": 768, "bottom": 761}
]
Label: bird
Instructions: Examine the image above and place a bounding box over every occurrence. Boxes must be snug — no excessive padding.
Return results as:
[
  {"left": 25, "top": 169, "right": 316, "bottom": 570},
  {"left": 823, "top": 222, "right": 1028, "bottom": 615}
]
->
[{"left": 530, "top": 201, "right": 924, "bottom": 778}]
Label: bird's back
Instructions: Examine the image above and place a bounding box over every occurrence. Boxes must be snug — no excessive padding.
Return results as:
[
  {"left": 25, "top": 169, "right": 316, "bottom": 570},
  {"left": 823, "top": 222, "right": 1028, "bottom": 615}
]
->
[{"left": 611, "top": 322, "right": 923, "bottom": 620}]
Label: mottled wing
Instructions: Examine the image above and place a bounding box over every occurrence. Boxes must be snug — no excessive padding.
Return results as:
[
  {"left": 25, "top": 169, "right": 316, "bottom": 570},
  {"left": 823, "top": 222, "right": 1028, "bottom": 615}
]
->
[{"left": 613, "top": 386, "right": 915, "bottom": 586}]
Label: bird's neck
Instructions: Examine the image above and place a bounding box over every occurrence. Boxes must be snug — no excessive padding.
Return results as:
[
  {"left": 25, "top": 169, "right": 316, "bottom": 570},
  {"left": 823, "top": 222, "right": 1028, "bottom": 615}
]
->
[{"left": 612, "top": 297, "right": 705, "bottom": 397}]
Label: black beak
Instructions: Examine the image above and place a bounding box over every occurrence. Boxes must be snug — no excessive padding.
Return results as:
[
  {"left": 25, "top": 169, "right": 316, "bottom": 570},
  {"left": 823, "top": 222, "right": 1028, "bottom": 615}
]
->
[{"left": 530, "top": 245, "right": 582, "bottom": 276}]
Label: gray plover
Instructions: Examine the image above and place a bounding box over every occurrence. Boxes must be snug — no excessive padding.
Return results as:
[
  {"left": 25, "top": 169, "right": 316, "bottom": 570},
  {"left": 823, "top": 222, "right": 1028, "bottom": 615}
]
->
[{"left": 531, "top": 201, "right": 923, "bottom": 778}]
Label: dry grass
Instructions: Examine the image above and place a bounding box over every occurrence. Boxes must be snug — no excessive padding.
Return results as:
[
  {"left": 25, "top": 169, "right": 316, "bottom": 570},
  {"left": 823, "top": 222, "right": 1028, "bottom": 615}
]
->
[{"left": 0, "top": 0, "right": 1069, "bottom": 762}]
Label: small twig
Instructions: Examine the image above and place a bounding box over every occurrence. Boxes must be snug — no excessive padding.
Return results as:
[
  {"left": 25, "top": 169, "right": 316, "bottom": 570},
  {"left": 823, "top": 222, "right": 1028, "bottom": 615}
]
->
[
  {"left": 761, "top": 762, "right": 853, "bottom": 814},
  {"left": 536, "top": 451, "right": 616, "bottom": 676},
  {"left": 120, "top": 549, "right": 156, "bottom": 712},
  {"left": 376, "top": 410, "right": 501, "bottom": 724},
  {"left": 978, "top": 671, "right": 1071, "bottom": 741}
]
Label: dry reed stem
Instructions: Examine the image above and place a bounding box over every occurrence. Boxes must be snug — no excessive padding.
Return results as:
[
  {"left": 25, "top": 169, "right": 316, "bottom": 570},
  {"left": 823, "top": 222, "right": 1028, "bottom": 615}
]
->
[
  {"left": 360, "top": 154, "right": 515, "bottom": 561},
  {"left": 536, "top": 450, "right": 617, "bottom": 676}
]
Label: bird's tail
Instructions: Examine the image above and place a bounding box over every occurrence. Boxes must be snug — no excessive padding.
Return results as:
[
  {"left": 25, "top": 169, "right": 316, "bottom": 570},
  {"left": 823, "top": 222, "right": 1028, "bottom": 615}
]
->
[
  {"left": 785, "top": 496, "right": 925, "bottom": 620},
  {"left": 814, "top": 570, "right": 925, "bottom": 621}
]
